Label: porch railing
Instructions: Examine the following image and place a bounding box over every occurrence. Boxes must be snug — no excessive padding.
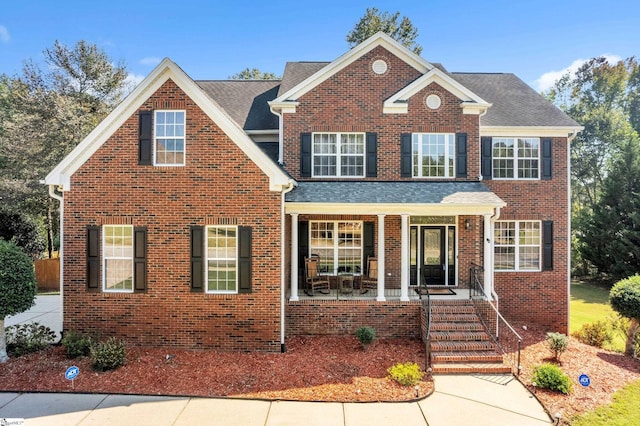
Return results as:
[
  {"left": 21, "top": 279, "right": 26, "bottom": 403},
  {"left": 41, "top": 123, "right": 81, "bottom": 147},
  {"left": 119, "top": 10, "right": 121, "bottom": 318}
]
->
[
  {"left": 419, "top": 293, "right": 433, "bottom": 372},
  {"left": 469, "top": 264, "right": 522, "bottom": 375}
]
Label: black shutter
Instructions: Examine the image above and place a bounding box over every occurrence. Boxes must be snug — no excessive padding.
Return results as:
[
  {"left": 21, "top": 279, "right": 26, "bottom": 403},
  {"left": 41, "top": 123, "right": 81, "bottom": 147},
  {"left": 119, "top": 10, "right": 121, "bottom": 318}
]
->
[
  {"left": 400, "top": 133, "right": 412, "bottom": 177},
  {"left": 300, "top": 133, "right": 312, "bottom": 177},
  {"left": 139, "top": 111, "right": 152, "bottom": 165},
  {"left": 481, "top": 137, "right": 493, "bottom": 180},
  {"left": 365, "top": 132, "right": 378, "bottom": 177},
  {"left": 87, "top": 225, "right": 100, "bottom": 291},
  {"left": 298, "top": 221, "right": 309, "bottom": 271},
  {"left": 133, "top": 227, "right": 147, "bottom": 292},
  {"left": 542, "top": 221, "right": 553, "bottom": 271},
  {"left": 363, "top": 222, "right": 375, "bottom": 268},
  {"left": 238, "top": 226, "right": 252, "bottom": 294},
  {"left": 541, "top": 138, "right": 552, "bottom": 180},
  {"left": 455, "top": 132, "right": 468, "bottom": 178},
  {"left": 190, "top": 226, "right": 204, "bottom": 292}
]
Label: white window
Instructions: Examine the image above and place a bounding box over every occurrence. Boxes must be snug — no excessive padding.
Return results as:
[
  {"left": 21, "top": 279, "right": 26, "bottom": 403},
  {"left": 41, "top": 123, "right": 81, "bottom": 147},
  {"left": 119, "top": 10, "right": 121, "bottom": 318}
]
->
[
  {"left": 494, "top": 221, "right": 541, "bottom": 271},
  {"left": 103, "top": 225, "right": 134, "bottom": 292},
  {"left": 492, "top": 137, "right": 539, "bottom": 179},
  {"left": 309, "top": 221, "right": 363, "bottom": 275},
  {"left": 312, "top": 133, "right": 364, "bottom": 177},
  {"left": 412, "top": 133, "right": 455, "bottom": 178},
  {"left": 206, "top": 226, "right": 237, "bottom": 293},
  {"left": 155, "top": 110, "right": 185, "bottom": 165}
]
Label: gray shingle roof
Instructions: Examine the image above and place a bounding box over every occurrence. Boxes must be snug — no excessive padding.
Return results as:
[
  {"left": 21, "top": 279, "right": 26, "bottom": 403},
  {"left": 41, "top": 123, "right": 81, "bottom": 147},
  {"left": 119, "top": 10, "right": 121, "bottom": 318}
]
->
[
  {"left": 451, "top": 73, "right": 580, "bottom": 127},
  {"left": 278, "top": 62, "right": 329, "bottom": 97},
  {"left": 196, "top": 80, "right": 280, "bottom": 130},
  {"left": 286, "top": 181, "right": 504, "bottom": 205}
]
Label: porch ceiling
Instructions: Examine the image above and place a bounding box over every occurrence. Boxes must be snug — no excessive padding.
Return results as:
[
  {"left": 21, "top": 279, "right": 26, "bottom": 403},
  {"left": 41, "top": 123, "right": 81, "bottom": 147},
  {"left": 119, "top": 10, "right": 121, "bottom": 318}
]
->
[{"left": 285, "top": 181, "right": 506, "bottom": 215}]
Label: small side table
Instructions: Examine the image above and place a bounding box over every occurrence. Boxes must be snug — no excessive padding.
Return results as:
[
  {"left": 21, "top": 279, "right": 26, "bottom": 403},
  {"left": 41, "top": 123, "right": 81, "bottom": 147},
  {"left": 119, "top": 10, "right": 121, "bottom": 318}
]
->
[{"left": 338, "top": 273, "right": 354, "bottom": 296}]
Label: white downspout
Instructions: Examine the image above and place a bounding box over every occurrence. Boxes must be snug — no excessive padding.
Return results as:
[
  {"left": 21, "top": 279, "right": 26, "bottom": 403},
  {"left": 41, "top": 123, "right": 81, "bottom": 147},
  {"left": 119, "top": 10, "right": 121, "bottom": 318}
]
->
[
  {"left": 48, "top": 185, "right": 64, "bottom": 334},
  {"left": 270, "top": 106, "right": 284, "bottom": 165},
  {"left": 280, "top": 180, "right": 295, "bottom": 353}
]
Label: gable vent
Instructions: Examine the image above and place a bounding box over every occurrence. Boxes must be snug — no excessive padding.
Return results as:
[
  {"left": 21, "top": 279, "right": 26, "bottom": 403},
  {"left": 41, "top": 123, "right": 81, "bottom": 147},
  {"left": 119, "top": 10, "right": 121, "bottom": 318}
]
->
[
  {"left": 426, "top": 94, "right": 442, "bottom": 110},
  {"left": 372, "top": 59, "right": 388, "bottom": 75}
]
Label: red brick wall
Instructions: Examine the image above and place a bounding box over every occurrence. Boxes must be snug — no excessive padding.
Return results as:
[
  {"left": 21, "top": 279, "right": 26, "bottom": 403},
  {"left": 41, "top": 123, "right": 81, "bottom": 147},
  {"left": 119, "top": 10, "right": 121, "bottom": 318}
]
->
[
  {"left": 485, "top": 137, "right": 569, "bottom": 333},
  {"left": 63, "top": 79, "right": 283, "bottom": 351}
]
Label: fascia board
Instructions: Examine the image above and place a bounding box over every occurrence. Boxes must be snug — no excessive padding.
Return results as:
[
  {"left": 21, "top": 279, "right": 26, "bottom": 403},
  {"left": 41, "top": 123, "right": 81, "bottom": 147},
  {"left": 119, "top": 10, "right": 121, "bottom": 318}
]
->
[
  {"left": 480, "top": 126, "right": 585, "bottom": 138},
  {"left": 45, "top": 58, "right": 291, "bottom": 192},
  {"left": 272, "top": 32, "right": 433, "bottom": 104},
  {"left": 285, "top": 202, "right": 504, "bottom": 216}
]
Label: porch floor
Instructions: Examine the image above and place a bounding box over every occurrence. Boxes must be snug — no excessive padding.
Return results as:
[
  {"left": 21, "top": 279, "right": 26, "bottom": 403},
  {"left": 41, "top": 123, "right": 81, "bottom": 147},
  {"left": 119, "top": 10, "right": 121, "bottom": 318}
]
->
[{"left": 291, "top": 288, "right": 470, "bottom": 301}]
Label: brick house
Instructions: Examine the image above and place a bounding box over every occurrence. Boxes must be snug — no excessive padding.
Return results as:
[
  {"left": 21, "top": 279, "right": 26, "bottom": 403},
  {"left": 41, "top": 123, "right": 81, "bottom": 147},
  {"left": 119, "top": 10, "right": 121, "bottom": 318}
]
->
[{"left": 45, "top": 33, "right": 581, "bottom": 356}]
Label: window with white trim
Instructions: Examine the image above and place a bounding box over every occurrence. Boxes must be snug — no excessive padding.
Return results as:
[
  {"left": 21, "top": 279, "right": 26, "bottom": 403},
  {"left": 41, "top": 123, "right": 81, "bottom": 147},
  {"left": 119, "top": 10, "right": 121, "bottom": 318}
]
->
[
  {"left": 206, "top": 226, "right": 237, "bottom": 293},
  {"left": 309, "top": 221, "right": 363, "bottom": 275},
  {"left": 492, "top": 137, "right": 539, "bottom": 179},
  {"left": 155, "top": 110, "right": 185, "bottom": 165},
  {"left": 312, "top": 133, "right": 364, "bottom": 177},
  {"left": 412, "top": 133, "right": 455, "bottom": 177},
  {"left": 494, "top": 221, "right": 541, "bottom": 271},
  {"left": 103, "top": 225, "right": 134, "bottom": 292}
]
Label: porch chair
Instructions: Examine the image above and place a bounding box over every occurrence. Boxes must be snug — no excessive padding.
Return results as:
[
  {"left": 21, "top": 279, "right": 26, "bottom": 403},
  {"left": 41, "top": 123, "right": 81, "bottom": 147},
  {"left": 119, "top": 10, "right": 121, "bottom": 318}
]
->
[
  {"left": 304, "top": 257, "right": 331, "bottom": 296},
  {"left": 360, "top": 257, "right": 378, "bottom": 294}
]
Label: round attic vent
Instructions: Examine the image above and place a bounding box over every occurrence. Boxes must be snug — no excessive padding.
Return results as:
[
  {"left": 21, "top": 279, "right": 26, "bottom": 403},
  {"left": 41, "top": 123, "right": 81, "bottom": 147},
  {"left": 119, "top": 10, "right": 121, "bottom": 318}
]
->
[
  {"left": 426, "top": 94, "right": 442, "bottom": 109},
  {"left": 372, "top": 59, "right": 388, "bottom": 75}
]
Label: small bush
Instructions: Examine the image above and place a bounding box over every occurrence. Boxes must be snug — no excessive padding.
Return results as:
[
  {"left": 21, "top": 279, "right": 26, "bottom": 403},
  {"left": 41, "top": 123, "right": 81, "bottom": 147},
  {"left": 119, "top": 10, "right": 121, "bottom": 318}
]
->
[
  {"left": 546, "top": 332, "right": 569, "bottom": 361},
  {"left": 5, "top": 323, "right": 56, "bottom": 356},
  {"left": 387, "top": 362, "right": 425, "bottom": 386},
  {"left": 532, "top": 363, "right": 573, "bottom": 394},
  {"left": 572, "top": 321, "right": 613, "bottom": 348},
  {"left": 61, "top": 331, "right": 92, "bottom": 358},
  {"left": 90, "top": 337, "right": 127, "bottom": 371},
  {"left": 355, "top": 326, "right": 376, "bottom": 347}
]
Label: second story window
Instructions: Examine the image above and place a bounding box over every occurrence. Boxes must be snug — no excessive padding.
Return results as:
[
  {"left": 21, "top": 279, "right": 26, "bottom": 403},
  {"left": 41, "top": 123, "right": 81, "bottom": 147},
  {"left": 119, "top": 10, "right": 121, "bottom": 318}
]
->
[
  {"left": 492, "top": 137, "right": 539, "bottom": 179},
  {"left": 155, "top": 110, "right": 185, "bottom": 166},
  {"left": 412, "top": 133, "right": 455, "bottom": 178},
  {"left": 313, "top": 133, "right": 364, "bottom": 177}
]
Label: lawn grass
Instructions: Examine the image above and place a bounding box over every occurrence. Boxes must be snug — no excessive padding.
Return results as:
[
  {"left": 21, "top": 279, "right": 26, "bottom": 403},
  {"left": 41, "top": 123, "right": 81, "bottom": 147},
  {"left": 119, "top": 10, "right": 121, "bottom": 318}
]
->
[
  {"left": 570, "top": 279, "right": 625, "bottom": 352},
  {"left": 572, "top": 379, "right": 640, "bottom": 426}
]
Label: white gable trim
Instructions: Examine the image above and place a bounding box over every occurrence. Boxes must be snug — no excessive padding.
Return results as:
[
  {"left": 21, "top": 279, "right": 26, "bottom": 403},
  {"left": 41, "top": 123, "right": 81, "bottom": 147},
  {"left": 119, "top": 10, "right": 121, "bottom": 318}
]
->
[
  {"left": 45, "top": 58, "right": 292, "bottom": 192},
  {"left": 270, "top": 32, "right": 434, "bottom": 108},
  {"left": 383, "top": 68, "right": 492, "bottom": 114}
]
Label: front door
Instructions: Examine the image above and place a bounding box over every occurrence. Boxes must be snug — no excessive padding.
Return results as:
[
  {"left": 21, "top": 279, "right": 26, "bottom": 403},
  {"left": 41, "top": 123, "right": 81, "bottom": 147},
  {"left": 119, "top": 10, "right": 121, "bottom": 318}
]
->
[{"left": 410, "top": 225, "right": 456, "bottom": 286}]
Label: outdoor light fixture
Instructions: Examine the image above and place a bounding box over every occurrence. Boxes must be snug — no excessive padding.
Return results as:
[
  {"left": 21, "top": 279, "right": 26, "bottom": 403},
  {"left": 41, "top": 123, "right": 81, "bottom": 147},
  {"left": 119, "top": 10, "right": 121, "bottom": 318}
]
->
[{"left": 465, "top": 219, "right": 470, "bottom": 230}]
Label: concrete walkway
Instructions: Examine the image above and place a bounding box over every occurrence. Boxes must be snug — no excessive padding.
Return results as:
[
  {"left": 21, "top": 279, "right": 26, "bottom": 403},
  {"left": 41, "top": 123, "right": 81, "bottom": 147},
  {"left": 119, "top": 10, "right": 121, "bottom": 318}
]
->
[{"left": 1, "top": 295, "right": 552, "bottom": 425}]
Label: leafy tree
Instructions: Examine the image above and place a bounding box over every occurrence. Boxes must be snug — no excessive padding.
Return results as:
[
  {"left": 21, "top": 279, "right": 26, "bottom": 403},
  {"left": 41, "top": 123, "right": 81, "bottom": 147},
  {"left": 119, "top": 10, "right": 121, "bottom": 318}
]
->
[
  {"left": 0, "top": 239, "right": 37, "bottom": 362},
  {"left": 230, "top": 68, "right": 280, "bottom": 80},
  {"left": 610, "top": 275, "right": 640, "bottom": 356},
  {"left": 346, "top": 7, "right": 422, "bottom": 55},
  {"left": 0, "top": 207, "right": 46, "bottom": 259}
]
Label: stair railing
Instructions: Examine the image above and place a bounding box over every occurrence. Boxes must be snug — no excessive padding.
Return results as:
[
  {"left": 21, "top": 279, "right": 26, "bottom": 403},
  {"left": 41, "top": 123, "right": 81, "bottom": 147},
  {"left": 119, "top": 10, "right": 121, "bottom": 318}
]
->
[
  {"left": 469, "top": 264, "right": 522, "bottom": 375},
  {"left": 420, "top": 292, "right": 433, "bottom": 372}
]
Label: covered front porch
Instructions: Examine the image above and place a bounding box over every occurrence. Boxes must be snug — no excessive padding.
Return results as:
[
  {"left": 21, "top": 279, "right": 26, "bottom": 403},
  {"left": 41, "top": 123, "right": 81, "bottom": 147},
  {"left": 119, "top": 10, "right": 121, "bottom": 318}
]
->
[{"left": 285, "top": 181, "right": 506, "bottom": 302}]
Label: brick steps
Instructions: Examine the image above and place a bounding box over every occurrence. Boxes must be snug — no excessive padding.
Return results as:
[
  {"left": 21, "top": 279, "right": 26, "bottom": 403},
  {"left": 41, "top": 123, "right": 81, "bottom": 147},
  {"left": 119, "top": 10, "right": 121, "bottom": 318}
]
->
[{"left": 428, "top": 300, "right": 510, "bottom": 375}]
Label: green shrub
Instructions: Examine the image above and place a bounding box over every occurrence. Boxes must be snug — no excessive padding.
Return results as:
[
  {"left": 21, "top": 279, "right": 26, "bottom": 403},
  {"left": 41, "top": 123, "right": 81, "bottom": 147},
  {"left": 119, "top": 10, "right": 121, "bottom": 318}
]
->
[
  {"left": 355, "top": 326, "right": 376, "bottom": 347},
  {"left": 532, "top": 363, "right": 573, "bottom": 394},
  {"left": 5, "top": 323, "right": 56, "bottom": 356},
  {"left": 90, "top": 337, "right": 127, "bottom": 371},
  {"left": 61, "top": 331, "right": 92, "bottom": 358},
  {"left": 546, "top": 332, "right": 569, "bottom": 361},
  {"left": 387, "top": 362, "right": 425, "bottom": 386},
  {"left": 572, "top": 321, "right": 613, "bottom": 348}
]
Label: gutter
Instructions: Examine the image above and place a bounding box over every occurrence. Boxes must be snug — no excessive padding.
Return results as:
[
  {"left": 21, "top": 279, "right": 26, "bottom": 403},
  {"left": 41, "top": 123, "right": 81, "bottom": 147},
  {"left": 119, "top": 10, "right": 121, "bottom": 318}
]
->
[{"left": 280, "top": 180, "right": 296, "bottom": 353}]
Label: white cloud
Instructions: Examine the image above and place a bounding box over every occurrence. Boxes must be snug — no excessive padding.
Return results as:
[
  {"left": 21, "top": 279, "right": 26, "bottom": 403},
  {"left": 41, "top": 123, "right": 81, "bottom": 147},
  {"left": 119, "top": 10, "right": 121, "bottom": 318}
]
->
[
  {"left": 0, "top": 25, "right": 10, "bottom": 43},
  {"left": 123, "top": 72, "right": 146, "bottom": 95},
  {"left": 139, "top": 57, "right": 161, "bottom": 66},
  {"left": 534, "top": 54, "right": 622, "bottom": 92}
]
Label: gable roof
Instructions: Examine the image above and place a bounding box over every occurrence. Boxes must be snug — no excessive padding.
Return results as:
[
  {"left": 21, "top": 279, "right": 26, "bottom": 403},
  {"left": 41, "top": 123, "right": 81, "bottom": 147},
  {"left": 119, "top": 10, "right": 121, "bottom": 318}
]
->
[
  {"left": 45, "top": 59, "right": 292, "bottom": 192},
  {"left": 278, "top": 62, "right": 329, "bottom": 97}
]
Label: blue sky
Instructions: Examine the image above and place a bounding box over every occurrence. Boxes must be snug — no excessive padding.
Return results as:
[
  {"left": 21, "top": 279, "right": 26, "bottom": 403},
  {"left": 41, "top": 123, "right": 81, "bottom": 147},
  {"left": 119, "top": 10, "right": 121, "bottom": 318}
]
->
[{"left": 1, "top": 0, "right": 638, "bottom": 92}]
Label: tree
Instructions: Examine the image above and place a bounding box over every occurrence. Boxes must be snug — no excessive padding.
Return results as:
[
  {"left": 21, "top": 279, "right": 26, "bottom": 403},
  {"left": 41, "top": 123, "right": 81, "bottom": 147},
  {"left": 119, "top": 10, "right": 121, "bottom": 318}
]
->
[
  {"left": 0, "top": 207, "right": 46, "bottom": 259},
  {"left": 0, "top": 239, "right": 37, "bottom": 362},
  {"left": 610, "top": 275, "right": 640, "bottom": 356},
  {"left": 0, "top": 40, "right": 128, "bottom": 258},
  {"left": 230, "top": 68, "right": 279, "bottom": 80},
  {"left": 346, "top": 7, "right": 422, "bottom": 55}
]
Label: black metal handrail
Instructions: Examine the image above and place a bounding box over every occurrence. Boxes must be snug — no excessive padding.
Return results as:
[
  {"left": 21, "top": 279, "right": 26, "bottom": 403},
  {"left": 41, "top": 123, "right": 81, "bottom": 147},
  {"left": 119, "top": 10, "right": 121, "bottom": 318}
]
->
[
  {"left": 469, "top": 265, "right": 522, "bottom": 375},
  {"left": 424, "top": 292, "right": 432, "bottom": 372}
]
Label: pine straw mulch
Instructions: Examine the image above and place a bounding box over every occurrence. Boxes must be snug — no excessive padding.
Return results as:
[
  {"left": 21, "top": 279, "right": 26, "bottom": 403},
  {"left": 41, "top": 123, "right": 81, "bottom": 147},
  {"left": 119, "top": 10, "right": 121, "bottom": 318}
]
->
[
  {"left": 0, "top": 336, "right": 432, "bottom": 402},
  {"left": 514, "top": 323, "right": 640, "bottom": 423}
]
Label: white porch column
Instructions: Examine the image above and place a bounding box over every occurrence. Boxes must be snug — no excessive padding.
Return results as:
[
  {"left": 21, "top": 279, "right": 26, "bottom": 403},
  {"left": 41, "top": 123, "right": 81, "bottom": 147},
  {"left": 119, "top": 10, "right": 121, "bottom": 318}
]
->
[
  {"left": 290, "top": 213, "right": 299, "bottom": 301},
  {"left": 483, "top": 214, "right": 493, "bottom": 299},
  {"left": 377, "top": 214, "right": 386, "bottom": 301},
  {"left": 400, "top": 214, "right": 410, "bottom": 301}
]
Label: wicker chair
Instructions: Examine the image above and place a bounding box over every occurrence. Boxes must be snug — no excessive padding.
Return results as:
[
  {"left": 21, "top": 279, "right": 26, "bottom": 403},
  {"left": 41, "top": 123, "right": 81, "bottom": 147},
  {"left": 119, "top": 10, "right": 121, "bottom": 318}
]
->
[
  {"left": 360, "top": 257, "right": 378, "bottom": 294},
  {"left": 304, "top": 257, "right": 331, "bottom": 296}
]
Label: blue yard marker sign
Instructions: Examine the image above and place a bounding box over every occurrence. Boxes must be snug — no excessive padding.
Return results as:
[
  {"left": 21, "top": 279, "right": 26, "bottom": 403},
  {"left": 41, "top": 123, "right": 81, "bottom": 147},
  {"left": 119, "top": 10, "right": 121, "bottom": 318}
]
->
[
  {"left": 579, "top": 374, "right": 591, "bottom": 387},
  {"left": 65, "top": 366, "right": 79, "bottom": 388}
]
